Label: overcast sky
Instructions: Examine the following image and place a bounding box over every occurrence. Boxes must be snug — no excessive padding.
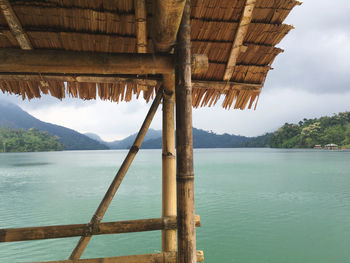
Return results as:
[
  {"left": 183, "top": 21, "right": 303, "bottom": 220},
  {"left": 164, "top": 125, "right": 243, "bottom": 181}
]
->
[{"left": 1, "top": 0, "right": 350, "bottom": 141}]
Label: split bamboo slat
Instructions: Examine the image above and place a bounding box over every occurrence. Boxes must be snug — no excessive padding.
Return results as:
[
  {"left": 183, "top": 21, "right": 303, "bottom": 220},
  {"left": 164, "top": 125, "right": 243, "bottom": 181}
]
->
[
  {"left": 223, "top": 0, "right": 256, "bottom": 81},
  {"left": 0, "top": 216, "right": 201, "bottom": 243},
  {"left": 176, "top": 1, "right": 196, "bottom": 262},
  {"left": 0, "top": 0, "right": 33, "bottom": 49},
  {"left": 29, "top": 251, "right": 204, "bottom": 263},
  {"left": 69, "top": 88, "right": 164, "bottom": 260}
]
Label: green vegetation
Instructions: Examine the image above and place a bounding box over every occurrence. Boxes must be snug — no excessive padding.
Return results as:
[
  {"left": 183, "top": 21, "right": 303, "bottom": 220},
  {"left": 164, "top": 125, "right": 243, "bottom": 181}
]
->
[
  {"left": 0, "top": 101, "right": 109, "bottom": 150},
  {"left": 270, "top": 112, "right": 350, "bottom": 148},
  {"left": 0, "top": 127, "right": 64, "bottom": 152}
]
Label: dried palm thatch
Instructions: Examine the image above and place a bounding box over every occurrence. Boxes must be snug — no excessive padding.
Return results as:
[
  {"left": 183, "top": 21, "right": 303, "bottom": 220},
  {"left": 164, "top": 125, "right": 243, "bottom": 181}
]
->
[{"left": 0, "top": 0, "right": 301, "bottom": 110}]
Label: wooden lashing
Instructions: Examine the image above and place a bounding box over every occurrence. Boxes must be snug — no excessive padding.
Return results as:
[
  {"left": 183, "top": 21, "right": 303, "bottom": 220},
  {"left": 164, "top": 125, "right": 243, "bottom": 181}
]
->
[
  {"left": 223, "top": 0, "right": 256, "bottom": 81},
  {"left": 176, "top": 1, "right": 196, "bottom": 263},
  {"left": 162, "top": 73, "right": 176, "bottom": 252},
  {"left": 134, "top": 0, "right": 147, "bottom": 53},
  {"left": 0, "top": 0, "right": 33, "bottom": 50},
  {"left": 69, "top": 88, "right": 164, "bottom": 260}
]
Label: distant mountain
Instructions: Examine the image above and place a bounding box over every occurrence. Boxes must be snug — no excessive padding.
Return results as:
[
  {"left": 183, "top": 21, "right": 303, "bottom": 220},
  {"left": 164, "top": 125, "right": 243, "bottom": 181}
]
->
[
  {"left": 84, "top": 132, "right": 104, "bottom": 143},
  {"left": 0, "top": 100, "right": 108, "bottom": 150},
  {"left": 100, "top": 129, "right": 162, "bottom": 149},
  {"left": 85, "top": 127, "right": 270, "bottom": 149},
  {"left": 141, "top": 128, "right": 270, "bottom": 149}
]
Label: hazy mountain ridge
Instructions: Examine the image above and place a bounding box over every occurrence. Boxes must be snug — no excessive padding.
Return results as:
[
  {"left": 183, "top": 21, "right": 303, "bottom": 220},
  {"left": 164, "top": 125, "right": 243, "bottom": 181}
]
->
[
  {"left": 85, "top": 128, "right": 270, "bottom": 149},
  {"left": 1, "top": 100, "right": 269, "bottom": 150},
  {"left": 0, "top": 100, "right": 108, "bottom": 150},
  {"left": 141, "top": 128, "right": 270, "bottom": 149}
]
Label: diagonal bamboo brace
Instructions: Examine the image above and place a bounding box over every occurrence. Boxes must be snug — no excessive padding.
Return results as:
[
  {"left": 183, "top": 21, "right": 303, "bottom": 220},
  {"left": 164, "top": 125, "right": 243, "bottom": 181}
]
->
[{"left": 69, "top": 87, "right": 164, "bottom": 260}]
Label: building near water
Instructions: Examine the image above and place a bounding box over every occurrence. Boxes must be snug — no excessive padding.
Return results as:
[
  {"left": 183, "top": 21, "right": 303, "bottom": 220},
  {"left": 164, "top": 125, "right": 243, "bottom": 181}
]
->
[
  {"left": 325, "top": 144, "right": 339, "bottom": 150},
  {"left": 314, "top": 145, "right": 322, "bottom": 149},
  {"left": 0, "top": 0, "right": 301, "bottom": 262}
]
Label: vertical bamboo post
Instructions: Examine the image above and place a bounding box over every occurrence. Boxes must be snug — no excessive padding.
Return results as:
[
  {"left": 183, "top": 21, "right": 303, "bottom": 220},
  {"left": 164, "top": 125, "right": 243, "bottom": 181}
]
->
[
  {"left": 162, "top": 73, "right": 177, "bottom": 252},
  {"left": 175, "top": 1, "right": 196, "bottom": 263}
]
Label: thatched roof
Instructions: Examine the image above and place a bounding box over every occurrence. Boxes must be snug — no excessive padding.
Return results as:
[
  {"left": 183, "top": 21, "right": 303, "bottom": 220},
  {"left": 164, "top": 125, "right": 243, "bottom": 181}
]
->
[{"left": 0, "top": 0, "right": 300, "bottom": 110}]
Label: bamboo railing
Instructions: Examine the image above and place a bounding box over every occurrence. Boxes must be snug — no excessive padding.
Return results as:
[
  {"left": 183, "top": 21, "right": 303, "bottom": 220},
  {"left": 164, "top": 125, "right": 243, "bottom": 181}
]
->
[{"left": 0, "top": 216, "right": 201, "bottom": 243}]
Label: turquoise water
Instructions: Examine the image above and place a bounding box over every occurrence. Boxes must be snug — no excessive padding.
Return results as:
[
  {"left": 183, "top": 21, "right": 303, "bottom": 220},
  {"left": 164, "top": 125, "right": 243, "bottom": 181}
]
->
[{"left": 0, "top": 148, "right": 349, "bottom": 263}]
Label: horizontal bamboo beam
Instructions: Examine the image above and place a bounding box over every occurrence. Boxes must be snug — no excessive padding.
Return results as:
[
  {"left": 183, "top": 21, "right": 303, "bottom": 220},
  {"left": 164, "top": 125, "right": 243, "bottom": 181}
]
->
[
  {"left": 0, "top": 216, "right": 201, "bottom": 243},
  {"left": 0, "top": 50, "right": 208, "bottom": 76},
  {"left": 152, "top": 0, "right": 185, "bottom": 52},
  {"left": 0, "top": 0, "right": 33, "bottom": 49},
  {"left": 29, "top": 251, "right": 204, "bottom": 263},
  {"left": 0, "top": 49, "right": 174, "bottom": 75}
]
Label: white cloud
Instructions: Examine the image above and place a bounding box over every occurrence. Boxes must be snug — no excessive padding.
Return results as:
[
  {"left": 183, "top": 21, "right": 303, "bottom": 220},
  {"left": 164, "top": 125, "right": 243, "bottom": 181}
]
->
[{"left": 193, "top": 89, "right": 350, "bottom": 137}]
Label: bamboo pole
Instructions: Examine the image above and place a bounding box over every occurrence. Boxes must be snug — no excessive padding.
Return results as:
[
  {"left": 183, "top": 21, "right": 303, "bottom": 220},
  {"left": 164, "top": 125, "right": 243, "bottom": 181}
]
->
[
  {"left": 0, "top": 216, "right": 201, "bottom": 243},
  {"left": 175, "top": 1, "right": 196, "bottom": 263},
  {"left": 69, "top": 88, "right": 163, "bottom": 260},
  {"left": 0, "top": 49, "right": 174, "bottom": 75},
  {"left": 29, "top": 251, "right": 204, "bottom": 263},
  {"left": 162, "top": 73, "right": 177, "bottom": 252},
  {"left": 152, "top": 0, "right": 186, "bottom": 52},
  {"left": 134, "top": 0, "right": 147, "bottom": 53}
]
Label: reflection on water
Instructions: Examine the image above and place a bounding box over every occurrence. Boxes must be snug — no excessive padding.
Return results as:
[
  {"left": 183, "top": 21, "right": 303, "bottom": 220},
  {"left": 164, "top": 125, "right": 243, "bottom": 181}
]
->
[
  {"left": 12, "top": 162, "right": 51, "bottom": 167},
  {"left": 0, "top": 149, "right": 349, "bottom": 263}
]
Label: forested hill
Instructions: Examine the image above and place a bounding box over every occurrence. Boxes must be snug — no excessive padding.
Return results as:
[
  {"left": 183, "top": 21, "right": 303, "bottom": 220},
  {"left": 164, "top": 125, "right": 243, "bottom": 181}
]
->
[
  {"left": 270, "top": 112, "right": 350, "bottom": 148},
  {"left": 141, "top": 128, "right": 270, "bottom": 149},
  {"left": 0, "top": 127, "right": 64, "bottom": 152},
  {"left": 0, "top": 101, "right": 108, "bottom": 150}
]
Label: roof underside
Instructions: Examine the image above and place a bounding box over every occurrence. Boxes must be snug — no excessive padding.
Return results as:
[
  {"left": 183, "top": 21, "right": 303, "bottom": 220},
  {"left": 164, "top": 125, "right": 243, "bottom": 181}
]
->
[{"left": 0, "top": 0, "right": 300, "bottom": 110}]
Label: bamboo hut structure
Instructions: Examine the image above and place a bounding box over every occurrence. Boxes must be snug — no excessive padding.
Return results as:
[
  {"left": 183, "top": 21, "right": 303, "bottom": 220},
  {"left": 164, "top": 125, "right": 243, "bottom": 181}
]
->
[{"left": 0, "top": 0, "right": 300, "bottom": 262}]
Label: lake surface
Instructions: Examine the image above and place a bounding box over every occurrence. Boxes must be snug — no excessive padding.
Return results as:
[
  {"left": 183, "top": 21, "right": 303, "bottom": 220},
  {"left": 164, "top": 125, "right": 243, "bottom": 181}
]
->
[{"left": 0, "top": 148, "right": 349, "bottom": 263}]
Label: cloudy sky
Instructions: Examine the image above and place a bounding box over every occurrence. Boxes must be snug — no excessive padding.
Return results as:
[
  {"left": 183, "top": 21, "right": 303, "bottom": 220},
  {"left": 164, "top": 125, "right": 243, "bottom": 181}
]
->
[{"left": 1, "top": 0, "right": 350, "bottom": 141}]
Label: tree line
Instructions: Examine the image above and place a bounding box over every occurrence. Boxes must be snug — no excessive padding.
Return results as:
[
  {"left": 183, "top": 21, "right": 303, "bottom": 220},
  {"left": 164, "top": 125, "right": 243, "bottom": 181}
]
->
[
  {"left": 0, "top": 127, "right": 64, "bottom": 152},
  {"left": 269, "top": 112, "right": 350, "bottom": 148}
]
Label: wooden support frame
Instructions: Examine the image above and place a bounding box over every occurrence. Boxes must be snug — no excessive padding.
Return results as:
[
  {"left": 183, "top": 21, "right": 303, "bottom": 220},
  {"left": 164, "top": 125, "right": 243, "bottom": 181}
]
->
[
  {"left": 0, "top": 216, "right": 201, "bottom": 243},
  {"left": 69, "top": 88, "right": 164, "bottom": 260},
  {"left": 29, "top": 251, "right": 204, "bottom": 263},
  {"left": 162, "top": 73, "right": 177, "bottom": 252},
  {"left": 223, "top": 0, "right": 256, "bottom": 80},
  {"left": 176, "top": 1, "right": 196, "bottom": 263},
  {"left": 0, "top": 0, "right": 33, "bottom": 49}
]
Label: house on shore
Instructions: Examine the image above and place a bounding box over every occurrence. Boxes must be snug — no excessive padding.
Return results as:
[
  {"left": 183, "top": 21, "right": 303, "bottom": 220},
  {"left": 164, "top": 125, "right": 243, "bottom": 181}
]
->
[
  {"left": 325, "top": 144, "right": 339, "bottom": 150},
  {"left": 314, "top": 145, "right": 322, "bottom": 149}
]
